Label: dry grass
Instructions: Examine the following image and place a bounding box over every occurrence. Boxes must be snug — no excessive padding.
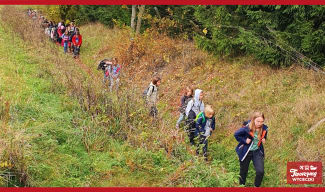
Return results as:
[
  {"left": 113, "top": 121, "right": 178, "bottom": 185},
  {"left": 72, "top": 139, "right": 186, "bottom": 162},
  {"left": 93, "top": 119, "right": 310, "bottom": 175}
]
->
[{"left": 1, "top": 5, "right": 325, "bottom": 186}]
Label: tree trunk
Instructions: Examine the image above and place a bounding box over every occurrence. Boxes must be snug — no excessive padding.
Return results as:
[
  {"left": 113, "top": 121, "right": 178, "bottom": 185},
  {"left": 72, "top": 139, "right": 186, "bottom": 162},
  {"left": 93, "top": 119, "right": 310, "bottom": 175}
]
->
[
  {"left": 131, "top": 5, "right": 137, "bottom": 31},
  {"left": 136, "top": 5, "right": 145, "bottom": 35}
]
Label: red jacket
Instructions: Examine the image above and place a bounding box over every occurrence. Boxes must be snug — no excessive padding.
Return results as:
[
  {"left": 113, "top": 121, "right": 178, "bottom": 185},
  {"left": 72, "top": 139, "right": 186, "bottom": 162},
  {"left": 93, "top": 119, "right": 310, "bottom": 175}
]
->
[{"left": 72, "top": 35, "right": 82, "bottom": 46}]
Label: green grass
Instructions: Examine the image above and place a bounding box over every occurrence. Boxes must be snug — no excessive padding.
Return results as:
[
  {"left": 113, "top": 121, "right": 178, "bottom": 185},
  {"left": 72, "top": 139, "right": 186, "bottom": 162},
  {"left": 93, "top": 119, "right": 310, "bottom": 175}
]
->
[{"left": 1, "top": 6, "right": 325, "bottom": 187}]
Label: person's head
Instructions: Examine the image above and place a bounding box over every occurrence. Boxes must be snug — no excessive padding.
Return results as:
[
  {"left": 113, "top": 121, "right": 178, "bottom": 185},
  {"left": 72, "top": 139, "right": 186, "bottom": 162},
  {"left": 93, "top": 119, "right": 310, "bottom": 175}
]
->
[
  {"left": 113, "top": 58, "right": 118, "bottom": 65},
  {"left": 194, "top": 89, "right": 204, "bottom": 102},
  {"left": 248, "top": 112, "right": 265, "bottom": 138},
  {"left": 185, "top": 86, "right": 194, "bottom": 97},
  {"left": 152, "top": 76, "right": 161, "bottom": 86},
  {"left": 64, "top": 30, "right": 68, "bottom": 34},
  {"left": 204, "top": 105, "right": 214, "bottom": 119},
  {"left": 75, "top": 31, "right": 80, "bottom": 36}
]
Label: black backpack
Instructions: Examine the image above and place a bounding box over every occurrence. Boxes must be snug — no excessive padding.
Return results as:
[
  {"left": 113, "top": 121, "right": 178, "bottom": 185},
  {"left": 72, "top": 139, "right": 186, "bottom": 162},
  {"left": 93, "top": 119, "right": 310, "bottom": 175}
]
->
[{"left": 97, "top": 59, "right": 111, "bottom": 71}]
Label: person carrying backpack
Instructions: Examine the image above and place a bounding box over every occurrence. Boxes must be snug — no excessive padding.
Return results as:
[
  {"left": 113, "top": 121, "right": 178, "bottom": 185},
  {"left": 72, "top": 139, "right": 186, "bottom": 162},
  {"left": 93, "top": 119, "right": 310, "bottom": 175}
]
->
[
  {"left": 97, "top": 59, "right": 112, "bottom": 88},
  {"left": 185, "top": 89, "right": 204, "bottom": 145},
  {"left": 176, "top": 86, "right": 194, "bottom": 129},
  {"left": 146, "top": 76, "right": 161, "bottom": 118},
  {"left": 109, "top": 58, "right": 121, "bottom": 92},
  {"left": 195, "top": 105, "right": 215, "bottom": 160},
  {"left": 234, "top": 112, "right": 268, "bottom": 187},
  {"left": 61, "top": 30, "right": 70, "bottom": 54},
  {"left": 72, "top": 30, "right": 82, "bottom": 58}
]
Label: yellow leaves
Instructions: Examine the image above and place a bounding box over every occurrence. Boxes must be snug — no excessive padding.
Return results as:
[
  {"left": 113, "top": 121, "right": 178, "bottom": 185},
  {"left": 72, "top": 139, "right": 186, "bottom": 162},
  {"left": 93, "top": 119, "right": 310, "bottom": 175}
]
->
[
  {"left": 121, "top": 5, "right": 128, "bottom": 9},
  {"left": 203, "top": 28, "right": 208, "bottom": 35},
  {"left": 0, "top": 161, "right": 13, "bottom": 168}
]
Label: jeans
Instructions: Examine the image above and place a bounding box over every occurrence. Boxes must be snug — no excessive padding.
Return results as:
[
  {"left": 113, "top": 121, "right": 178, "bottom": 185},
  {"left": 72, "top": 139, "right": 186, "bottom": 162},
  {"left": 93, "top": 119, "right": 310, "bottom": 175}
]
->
[
  {"left": 63, "top": 42, "right": 68, "bottom": 53},
  {"left": 176, "top": 113, "right": 185, "bottom": 126},
  {"left": 109, "top": 77, "right": 119, "bottom": 92},
  {"left": 239, "top": 150, "right": 264, "bottom": 187}
]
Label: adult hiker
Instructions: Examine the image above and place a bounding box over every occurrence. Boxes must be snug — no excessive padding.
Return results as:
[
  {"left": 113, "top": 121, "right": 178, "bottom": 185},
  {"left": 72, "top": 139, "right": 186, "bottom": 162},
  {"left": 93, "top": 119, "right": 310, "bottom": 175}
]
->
[
  {"left": 109, "top": 58, "right": 121, "bottom": 92},
  {"left": 195, "top": 105, "right": 215, "bottom": 160},
  {"left": 61, "top": 30, "right": 70, "bottom": 54},
  {"left": 185, "top": 89, "right": 205, "bottom": 145},
  {"left": 146, "top": 76, "right": 161, "bottom": 118},
  {"left": 234, "top": 112, "right": 268, "bottom": 187},
  {"left": 176, "top": 86, "right": 194, "bottom": 129},
  {"left": 72, "top": 30, "right": 82, "bottom": 58}
]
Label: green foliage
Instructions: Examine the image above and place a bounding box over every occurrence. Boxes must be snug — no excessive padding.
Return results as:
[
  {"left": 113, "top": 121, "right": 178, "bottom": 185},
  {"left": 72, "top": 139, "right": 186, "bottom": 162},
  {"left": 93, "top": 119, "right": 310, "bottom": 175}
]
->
[
  {"left": 75, "top": 5, "right": 131, "bottom": 27},
  {"left": 193, "top": 5, "right": 325, "bottom": 67}
]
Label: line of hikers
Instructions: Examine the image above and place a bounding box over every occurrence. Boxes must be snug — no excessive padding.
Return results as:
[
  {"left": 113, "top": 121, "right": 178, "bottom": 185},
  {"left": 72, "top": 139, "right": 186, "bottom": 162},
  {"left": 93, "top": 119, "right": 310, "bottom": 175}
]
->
[
  {"left": 142, "top": 78, "right": 268, "bottom": 187},
  {"left": 27, "top": 9, "right": 83, "bottom": 59},
  {"left": 26, "top": 8, "right": 268, "bottom": 186}
]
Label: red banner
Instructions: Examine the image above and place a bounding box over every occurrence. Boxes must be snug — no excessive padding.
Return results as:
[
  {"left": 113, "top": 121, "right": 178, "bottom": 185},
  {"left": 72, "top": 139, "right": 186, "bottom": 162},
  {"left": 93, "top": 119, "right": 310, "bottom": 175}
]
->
[
  {"left": 0, "top": 0, "right": 325, "bottom": 5},
  {"left": 287, "top": 162, "right": 323, "bottom": 185}
]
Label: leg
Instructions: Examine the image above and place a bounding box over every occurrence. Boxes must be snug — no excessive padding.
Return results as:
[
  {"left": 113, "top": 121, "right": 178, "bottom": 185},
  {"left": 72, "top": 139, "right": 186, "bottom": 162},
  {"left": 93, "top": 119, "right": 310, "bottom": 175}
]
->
[
  {"left": 109, "top": 77, "right": 114, "bottom": 92},
  {"left": 176, "top": 113, "right": 185, "bottom": 128},
  {"left": 239, "top": 151, "right": 253, "bottom": 186},
  {"left": 115, "top": 78, "right": 120, "bottom": 91},
  {"left": 252, "top": 150, "right": 265, "bottom": 187},
  {"left": 187, "top": 111, "right": 196, "bottom": 145}
]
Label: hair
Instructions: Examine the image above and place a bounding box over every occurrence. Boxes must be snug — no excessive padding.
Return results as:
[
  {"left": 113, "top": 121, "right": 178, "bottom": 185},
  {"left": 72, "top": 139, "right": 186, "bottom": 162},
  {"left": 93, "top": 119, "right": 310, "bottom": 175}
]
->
[
  {"left": 152, "top": 76, "right": 161, "bottom": 85},
  {"left": 248, "top": 112, "right": 265, "bottom": 140},
  {"left": 184, "top": 86, "right": 194, "bottom": 97},
  {"left": 204, "top": 105, "right": 215, "bottom": 116}
]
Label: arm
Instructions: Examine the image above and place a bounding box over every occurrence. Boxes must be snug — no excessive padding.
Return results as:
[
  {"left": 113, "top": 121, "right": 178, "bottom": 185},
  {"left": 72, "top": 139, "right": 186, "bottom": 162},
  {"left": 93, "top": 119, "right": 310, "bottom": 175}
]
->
[
  {"left": 211, "top": 117, "right": 216, "bottom": 131},
  {"left": 180, "top": 96, "right": 186, "bottom": 106},
  {"left": 78, "top": 35, "right": 82, "bottom": 46},
  {"left": 200, "top": 102, "right": 205, "bottom": 112},
  {"left": 146, "top": 85, "right": 153, "bottom": 98},
  {"left": 185, "top": 100, "right": 193, "bottom": 117},
  {"left": 234, "top": 127, "right": 248, "bottom": 144}
]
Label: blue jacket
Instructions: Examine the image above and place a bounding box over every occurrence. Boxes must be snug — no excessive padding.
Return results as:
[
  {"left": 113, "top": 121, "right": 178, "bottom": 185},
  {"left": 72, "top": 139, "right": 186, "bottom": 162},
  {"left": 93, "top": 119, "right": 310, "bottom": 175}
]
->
[
  {"left": 234, "top": 123, "right": 268, "bottom": 161},
  {"left": 195, "top": 113, "right": 215, "bottom": 137}
]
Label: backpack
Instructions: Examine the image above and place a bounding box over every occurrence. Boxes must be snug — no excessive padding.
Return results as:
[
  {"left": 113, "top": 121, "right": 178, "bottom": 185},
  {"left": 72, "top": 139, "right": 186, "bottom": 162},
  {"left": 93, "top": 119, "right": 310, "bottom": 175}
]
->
[
  {"left": 142, "top": 85, "right": 155, "bottom": 99},
  {"left": 194, "top": 111, "right": 205, "bottom": 123},
  {"left": 97, "top": 59, "right": 111, "bottom": 71}
]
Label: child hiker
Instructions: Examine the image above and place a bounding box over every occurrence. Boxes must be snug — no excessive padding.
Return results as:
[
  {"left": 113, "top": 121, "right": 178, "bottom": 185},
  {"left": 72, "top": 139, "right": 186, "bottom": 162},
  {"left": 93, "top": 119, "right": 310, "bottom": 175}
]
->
[
  {"left": 234, "top": 112, "right": 268, "bottom": 187},
  {"left": 109, "top": 58, "right": 121, "bottom": 92},
  {"left": 185, "top": 89, "right": 204, "bottom": 145},
  {"left": 176, "top": 86, "right": 194, "bottom": 129},
  {"left": 72, "top": 30, "right": 82, "bottom": 58},
  {"left": 146, "top": 76, "right": 161, "bottom": 118},
  {"left": 195, "top": 105, "right": 215, "bottom": 160},
  {"left": 61, "top": 30, "right": 69, "bottom": 54}
]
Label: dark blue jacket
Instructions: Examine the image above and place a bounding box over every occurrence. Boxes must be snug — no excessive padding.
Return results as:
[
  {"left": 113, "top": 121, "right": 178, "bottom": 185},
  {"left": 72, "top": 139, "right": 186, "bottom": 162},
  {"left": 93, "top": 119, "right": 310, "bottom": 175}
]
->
[
  {"left": 234, "top": 123, "right": 268, "bottom": 161},
  {"left": 195, "top": 113, "right": 215, "bottom": 137}
]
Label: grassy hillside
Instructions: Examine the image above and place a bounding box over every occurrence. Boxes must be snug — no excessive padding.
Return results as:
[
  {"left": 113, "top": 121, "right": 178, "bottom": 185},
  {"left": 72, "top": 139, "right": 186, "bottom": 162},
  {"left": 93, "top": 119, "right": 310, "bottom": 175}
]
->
[{"left": 1, "top": 5, "right": 325, "bottom": 187}]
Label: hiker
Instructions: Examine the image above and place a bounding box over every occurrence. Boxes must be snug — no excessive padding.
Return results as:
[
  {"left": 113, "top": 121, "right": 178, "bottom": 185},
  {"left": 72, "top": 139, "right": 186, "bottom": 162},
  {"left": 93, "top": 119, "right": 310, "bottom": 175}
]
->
[
  {"left": 185, "top": 89, "right": 204, "bottom": 145},
  {"left": 195, "top": 105, "right": 215, "bottom": 159},
  {"left": 57, "top": 25, "right": 64, "bottom": 45},
  {"left": 146, "top": 76, "right": 161, "bottom": 118},
  {"left": 72, "top": 30, "right": 82, "bottom": 58},
  {"left": 109, "top": 58, "right": 121, "bottom": 92},
  {"left": 61, "top": 30, "right": 70, "bottom": 54},
  {"left": 234, "top": 112, "right": 268, "bottom": 187},
  {"left": 176, "top": 86, "right": 194, "bottom": 129}
]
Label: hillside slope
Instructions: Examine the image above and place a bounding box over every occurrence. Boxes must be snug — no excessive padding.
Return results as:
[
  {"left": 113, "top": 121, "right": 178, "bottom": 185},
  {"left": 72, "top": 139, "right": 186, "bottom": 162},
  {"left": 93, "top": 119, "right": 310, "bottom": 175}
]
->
[{"left": 1, "top": 6, "right": 325, "bottom": 187}]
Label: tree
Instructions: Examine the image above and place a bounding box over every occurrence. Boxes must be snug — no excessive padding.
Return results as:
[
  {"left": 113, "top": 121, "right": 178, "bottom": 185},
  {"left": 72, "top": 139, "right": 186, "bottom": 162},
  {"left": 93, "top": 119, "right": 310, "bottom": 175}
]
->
[
  {"left": 131, "top": 5, "right": 137, "bottom": 31},
  {"left": 136, "top": 5, "right": 146, "bottom": 34}
]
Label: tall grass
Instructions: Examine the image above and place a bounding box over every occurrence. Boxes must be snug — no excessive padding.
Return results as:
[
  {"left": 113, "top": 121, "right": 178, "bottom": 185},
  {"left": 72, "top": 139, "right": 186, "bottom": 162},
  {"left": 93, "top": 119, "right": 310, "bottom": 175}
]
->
[{"left": 1, "top": 5, "right": 325, "bottom": 186}]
